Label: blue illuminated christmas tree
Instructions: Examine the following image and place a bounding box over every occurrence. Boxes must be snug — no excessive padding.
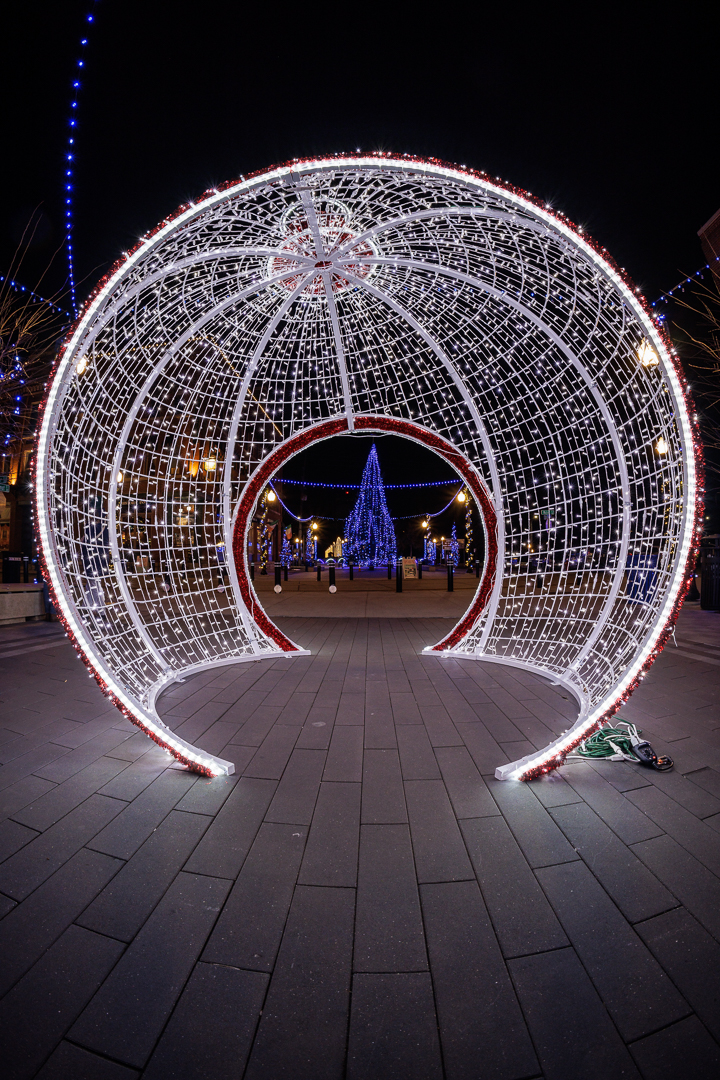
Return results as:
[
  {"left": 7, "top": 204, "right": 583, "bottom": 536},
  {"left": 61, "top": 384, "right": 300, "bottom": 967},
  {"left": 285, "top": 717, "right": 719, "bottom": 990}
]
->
[
  {"left": 280, "top": 530, "right": 292, "bottom": 567},
  {"left": 344, "top": 444, "right": 396, "bottom": 567},
  {"left": 449, "top": 522, "right": 459, "bottom": 566}
]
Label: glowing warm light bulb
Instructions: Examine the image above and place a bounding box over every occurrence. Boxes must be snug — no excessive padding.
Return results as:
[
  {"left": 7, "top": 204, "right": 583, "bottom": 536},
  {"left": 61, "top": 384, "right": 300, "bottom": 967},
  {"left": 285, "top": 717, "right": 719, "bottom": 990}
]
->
[
  {"left": 266, "top": 489, "right": 276, "bottom": 501},
  {"left": 311, "top": 521, "right": 318, "bottom": 530},
  {"left": 76, "top": 356, "right": 88, "bottom": 375},
  {"left": 203, "top": 456, "right": 217, "bottom": 472},
  {"left": 421, "top": 519, "right": 428, "bottom": 529},
  {"left": 638, "top": 341, "right": 659, "bottom": 368},
  {"left": 457, "top": 491, "right": 466, "bottom": 503},
  {"left": 656, "top": 436, "right": 669, "bottom": 455},
  {"left": 116, "top": 471, "right": 123, "bottom": 483}
]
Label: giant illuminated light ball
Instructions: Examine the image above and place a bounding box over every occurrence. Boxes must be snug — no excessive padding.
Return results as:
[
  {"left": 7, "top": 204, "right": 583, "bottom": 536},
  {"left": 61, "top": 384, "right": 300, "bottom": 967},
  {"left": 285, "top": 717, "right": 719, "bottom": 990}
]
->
[{"left": 36, "top": 155, "right": 699, "bottom": 779}]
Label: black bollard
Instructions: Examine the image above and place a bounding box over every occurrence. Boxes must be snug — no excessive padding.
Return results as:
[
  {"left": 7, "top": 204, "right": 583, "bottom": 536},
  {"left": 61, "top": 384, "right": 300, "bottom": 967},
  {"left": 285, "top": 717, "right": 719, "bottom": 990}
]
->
[
  {"left": 396, "top": 560, "right": 403, "bottom": 592},
  {"left": 317, "top": 563, "right": 322, "bottom": 582},
  {"left": 349, "top": 564, "right": 354, "bottom": 581},
  {"left": 275, "top": 564, "right": 282, "bottom": 589},
  {"left": 447, "top": 564, "right": 454, "bottom": 592},
  {"left": 250, "top": 562, "right": 255, "bottom": 581},
  {"left": 329, "top": 566, "right": 336, "bottom": 591},
  {"left": 284, "top": 565, "right": 288, "bottom": 581},
  {"left": 387, "top": 562, "right": 392, "bottom": 579},
  {"left": 475, "top": 560, "right": 481, "bottom": 579},
  {"left": 418, "top": 561, "right": 423, "bottom": 579}
]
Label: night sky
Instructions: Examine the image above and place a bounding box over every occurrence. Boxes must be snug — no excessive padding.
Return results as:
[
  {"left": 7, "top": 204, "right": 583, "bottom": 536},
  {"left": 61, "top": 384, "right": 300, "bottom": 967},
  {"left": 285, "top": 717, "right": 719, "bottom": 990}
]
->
[{"left": 3, "top": 2, "right": 718, "bottom": 306}]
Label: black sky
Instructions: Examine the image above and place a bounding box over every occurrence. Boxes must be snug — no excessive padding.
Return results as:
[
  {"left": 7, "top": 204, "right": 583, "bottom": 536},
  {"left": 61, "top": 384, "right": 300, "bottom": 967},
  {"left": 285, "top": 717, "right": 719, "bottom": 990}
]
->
[{"left": 2, "top": 1, "right": 718, "bottom": 310}]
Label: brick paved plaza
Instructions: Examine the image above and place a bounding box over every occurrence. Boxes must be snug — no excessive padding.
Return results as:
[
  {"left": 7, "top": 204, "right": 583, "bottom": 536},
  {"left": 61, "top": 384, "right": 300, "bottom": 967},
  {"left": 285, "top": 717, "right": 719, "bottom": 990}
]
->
[{"left": 2, "top": 604, "right": 720, "bottom": 1078}]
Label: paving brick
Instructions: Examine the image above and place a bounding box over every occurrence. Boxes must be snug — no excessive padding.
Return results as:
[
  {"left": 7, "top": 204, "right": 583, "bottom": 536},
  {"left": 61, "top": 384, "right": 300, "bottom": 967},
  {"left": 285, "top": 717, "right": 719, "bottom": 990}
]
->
[
  {"left": 77, "top": 810, "right": 210, "bottom": 942},
  {"left": 0, "top": 846, "right": 121, "bottom": 997},
  {"left": 561, "top": 763, "right": 669, "bottom": 844},
  {"left": 242, "top": 725, "right": 301, "bottom": 778},
  {"left": 173, "top": 773, "right": 238, "bottom": 816},
  {"left": 528, "top": 771, "right": 583, "bottom": 807},
  {"left": 455, "top": 721, "right": 505, "bottom": 772},
  {"left": 396, "top": 725, "right": 441, "bottom": 780},
  {"left": 390, "top": 692, "right": 423, "bottom": 724},
  {"left": 364, "top": 706, "right": 396, "bottom": 749},
  {"left": 12, "top": 755, "right": 129, "bottom": 832},
  {"left": 32, "top": 729, "right": 134, "bottom": 783},
  {"left": 549, "top": 801, "right": 677, "bottom": 923},
  {"left": 418, "top": 703, "right": 464, "bottom": 747},
  {"left": 0, "top": 793, "right": 125, "bottom": 901},
  {"left": 625, "top": 784, "right": 720, "bottom": 877},
  {"left": 202, "top": 822, "right": 306, "bottom": 972},
  {"left": 244, "top": 886, "right": 354, "bottom": 1080},
  {"left": 0, "top": 925, "right": 125, "bottom": 1080},
  {"left": 142, "top": 963, "right": 267, "bottom": 1080},
  {"left": 0, "top": 818, "right": 38, "bottom": 863},
  {"left": 629, "top": 1016, "right": 720, "bottom": 1079},
  {"left": 347, "top": 973, "right": 443, "bottom": 1080},
  {"left": 421, "top": 880, "right": 538, "bottom": 1080},
  {"left": 487, "top": 777, "right": 579, "bottom": 868},
  {"left": 0, "top": 774, "right": 56, "bottom": 821},
  {"left": 323, "top": 725, "right": 363, "bottom": 782},
  {"left": 335, "top": 692, "right": 365, "bottom": 725},
  {"left": 35, "top": 1042, "right": 138, "bottom": 1079},
  {"left": 296, "top": 707, "right": 337, "bottom": 750},
  {"left": 461, "top": 815, "right": 567, "bottom": 957},
  {"left": 0, "top": 742, "right": 71, "bottom": 793},
  {"left": 105, "top": 730, "right": 156, "bottom": 761},
  {"left": 355, "top": 823, "right": 427, "bottom": 972},
  {"left": 686, "top": 766, "right": 720, "bottom": 800},
  {"left": 95, "top": 752, "right": 169, "bottom": 801},
  {"left": 86, "top": 769, "right": 196, "bottom": 860},
  {"left": 361, "top": 748, "right": 406, "bottom": 823},
  {"left": 537, "top": 860, "right": 689, "bottom": 1041},
  {"left": 631, "top": 834, "right": 720, "bottom": 941},
  {"left": 265, "top": 747, "right": 325, "bottom": 824},
  {"left": 509, "top": 947, "right": 642, "bottom": 1080},
  {"left": 299, "top": 782, "right": 361, "bottom": 887},
  {"left": 183, "top": 777, "right": 276, "bottom": 879},
  {"left": 434, "top": 745, "right": 499, "bottom": 818},
  {"left": 635, "top": 907, "right": 720, "bottom": 1041},
  {"left": 69, "top": 872, "right": 231, "bottom": 1069},
  {"left": 404, "top": 779, "right": 473, "bottom": 882}
]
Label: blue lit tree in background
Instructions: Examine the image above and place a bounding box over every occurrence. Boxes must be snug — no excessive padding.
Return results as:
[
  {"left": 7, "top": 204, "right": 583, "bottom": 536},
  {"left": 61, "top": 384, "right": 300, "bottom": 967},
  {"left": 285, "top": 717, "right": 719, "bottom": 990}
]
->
[
  {"left": 280, "top": 529, "right": 292, "bottom": 567},
  {"left": 344, "top": 444, "right": 396, "bottom": 567},
  {"left": 449, "top": 522, "right": 459, "bottom": 566}
]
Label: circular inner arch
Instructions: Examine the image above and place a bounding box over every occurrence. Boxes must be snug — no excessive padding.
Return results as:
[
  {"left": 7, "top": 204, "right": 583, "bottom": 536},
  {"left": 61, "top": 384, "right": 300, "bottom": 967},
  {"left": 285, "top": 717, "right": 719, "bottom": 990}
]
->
[{"left": 232, "top": 417, "right": 498, "bottom": 653}]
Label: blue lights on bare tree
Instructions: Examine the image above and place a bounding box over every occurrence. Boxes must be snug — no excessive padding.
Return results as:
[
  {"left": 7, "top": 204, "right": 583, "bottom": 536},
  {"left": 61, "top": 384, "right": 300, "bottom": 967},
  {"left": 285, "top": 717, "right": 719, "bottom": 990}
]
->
[{"left": 343, "top": 444, "right": 397, "bottom": 567}]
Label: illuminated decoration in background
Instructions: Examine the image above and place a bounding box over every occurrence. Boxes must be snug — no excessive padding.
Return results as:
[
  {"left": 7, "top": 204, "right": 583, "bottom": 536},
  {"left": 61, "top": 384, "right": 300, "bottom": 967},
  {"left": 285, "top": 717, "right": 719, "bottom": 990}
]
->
[
  {"left": 651, "top": 253, "right": 720, "bottom": 318},
  {"left": 258, "top": 490, "right": 269, "bottom": 573},
  {"left": 449, "top": 523, "right": 459, "bottom": 566},
  {"left": 465, "top": 492, "right": 473, "bottom": 566},
  {"left": 0, "top": 276, "right": 71, "bottom": 320},
  {"left": 280, "top": 530, "right": 292, "bottom": 567},
  {"left": 36, "top": 155, "right": 699, "bottom": 780},
  {"left": 343, "top": 444, "right": 397, "bottom": 567},
  {"left": 63, "top": 4, "right": 99, "bottom": 315},
  {"left": 305, "top": 524, "right": 315, "bottom": 562}
]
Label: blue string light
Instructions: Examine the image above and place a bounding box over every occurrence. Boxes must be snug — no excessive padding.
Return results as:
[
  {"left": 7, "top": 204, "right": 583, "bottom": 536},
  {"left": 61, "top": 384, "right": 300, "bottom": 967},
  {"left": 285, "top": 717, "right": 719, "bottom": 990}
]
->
[
  {"left": 650, "top": 254, "right": 720, "bottom": 315},
  {"left": 0, "top": 276, "right": 70, "bottom": 318},
  {"left": 273, "top": 477, "right": 459, "bottom": 490},
  {"left": 64, "top": 4, "right": 100, "bottom": 316}
]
